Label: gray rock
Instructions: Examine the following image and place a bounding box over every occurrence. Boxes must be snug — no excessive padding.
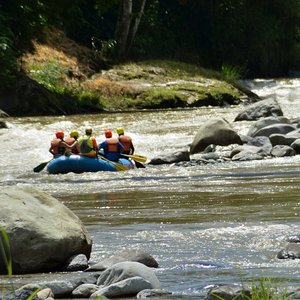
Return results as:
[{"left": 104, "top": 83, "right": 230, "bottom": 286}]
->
[
  {"left": 96, "top": 261, "right": 161, "bottom": 289},
  {"left": 0, "top": 186, "right": 92, "bottom": 274},
  {"left": 252, "top": 123, "right": 296, "bottom": 138},
  {"left": 291, "top": 139, "right": 300, "bottom": 154},
  {"left": 277, "top": 243, "right": 300, "bottom": 259},
  {"left": 246, "top": 136, "right": 272, "bottom": 153},
  {"left": 36, "top": 288, "right": 54, "bottom": 300},
  {"left": 190, "top": 117, "right": 242, "bottom": 154},
  {"left": 92, "top": 276, "right": 153, "bottom": 298},
  {"left": 87, "top": 249, "right": 159, "bottom": 271},
  {"left": 206, "top": 284, "right": 251, "bottom": 300},
  {"left": 0, "top": 109, "right": 9, "bottom": 117},
  {"left": 0, "top": 120, "right": 7, "bottom": 128},
  {"left": 271, "top": 145, "right": 296, "bottom": 157},
  {"left": 231, "top": 145, "right": 269, "bottom": 161},
  {"left": 149, "top": 150, "right": 190, "bottom": 165},
  {"left": 137, "top": 288, "right": 173, "bottom": 298},
  {"left": 65, "top": 254, "right": 89, "bottom": 271},
  {"left": 287, "top": 234, "right": 300, "bottom": 243},
  {"left": 269, "top": 134, "right": 297, "bottom": 146},
  {"left": 234, "top": 99, "right": 283, "bottom": 121},
  {"left": 247, "top": 116, "right": 290, "bottom": 136},
  {"left": 71, "top": 283, "right": 99, "bottom": 298}
]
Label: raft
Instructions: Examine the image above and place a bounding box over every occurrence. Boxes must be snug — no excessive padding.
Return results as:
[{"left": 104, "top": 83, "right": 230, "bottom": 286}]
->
[{"left": 47, "top": 155, "right": 134, "bottom": 174}]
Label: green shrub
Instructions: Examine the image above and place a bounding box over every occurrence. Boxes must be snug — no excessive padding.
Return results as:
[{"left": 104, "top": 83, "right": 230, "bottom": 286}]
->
[{"left": 29, "top": 60, "right": 67, "bottom": 91}]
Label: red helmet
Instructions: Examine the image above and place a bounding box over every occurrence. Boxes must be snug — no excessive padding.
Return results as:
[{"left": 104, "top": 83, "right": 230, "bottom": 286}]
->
[
  {"left": 105, "top": 129, "right": 112, "bottom": 138},
  {"left": 55, "top": 131, "right": 64, "bottom": 138}
]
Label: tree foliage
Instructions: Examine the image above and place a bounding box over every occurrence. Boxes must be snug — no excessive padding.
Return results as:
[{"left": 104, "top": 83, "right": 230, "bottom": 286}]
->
[{"left": 0, "top": 0, "right": 299, "bottom": 84}]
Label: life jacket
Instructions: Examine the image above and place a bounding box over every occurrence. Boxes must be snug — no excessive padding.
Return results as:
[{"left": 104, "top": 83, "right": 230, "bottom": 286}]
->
[
  {"left": 50, "top": 138, "right": 65, "bottom": 155},
  {"left": 65, "top": 137, "right": 79, "bottom": 154},
  {"left": 106, "top": 137, "right": 119, "bottom": 152},
  {"left": 119, "top": 135, "right": 132, "bottom": 152},
  {"left": 79, "top": 135, "right": 96, "bottom": 157}
]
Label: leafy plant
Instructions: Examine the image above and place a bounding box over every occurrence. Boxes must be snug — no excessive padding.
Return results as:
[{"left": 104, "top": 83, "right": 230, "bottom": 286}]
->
[
  {"left": 221, "top": 64, "right": 245, "bottom": 83},
  {"left": 29, "top": 60, "right": 67, "bottom": 90}
]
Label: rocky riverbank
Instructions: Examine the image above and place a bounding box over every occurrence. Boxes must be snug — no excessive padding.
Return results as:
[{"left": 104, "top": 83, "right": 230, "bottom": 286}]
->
[{"left": 0, "top": 30, "right": 259, "bottom": 117}]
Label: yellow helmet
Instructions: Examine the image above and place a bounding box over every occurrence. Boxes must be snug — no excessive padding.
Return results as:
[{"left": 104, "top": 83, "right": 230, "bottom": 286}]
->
[
  {"left": 85, "top": 128, "right": 92, "bottom": 135},
  {"left": 70, "top": 130, "right": 79, "bottom": 138},
  {"left": 116, "top": 127, "right": 124, "bottom": 135}
]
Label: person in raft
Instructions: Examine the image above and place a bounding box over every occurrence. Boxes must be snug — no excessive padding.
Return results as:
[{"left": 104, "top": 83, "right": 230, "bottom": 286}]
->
[
  {"left": 79, "top": 127, "right": 99, "bottom": 158},
  {"left": 116, "top": 127, "right": 135, "bottom": 157},
  {"left": 64, "top": 130, "right": 80, "bottom": 154},
  {"left": 99, "top": 129, "right": 124, "bottom": 162},
  {"left": 49, "top": 131, "right": 77, "bottom": 158}
]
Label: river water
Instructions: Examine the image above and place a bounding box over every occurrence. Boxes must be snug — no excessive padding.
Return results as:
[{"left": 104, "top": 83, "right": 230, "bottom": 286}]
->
[{"left": 0, "top": 78, "right": 300, "bottom": 299}]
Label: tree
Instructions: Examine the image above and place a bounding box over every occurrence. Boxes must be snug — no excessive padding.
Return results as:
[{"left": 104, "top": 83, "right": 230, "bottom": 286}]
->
[{"left": 114, "top": 0, "right": 147, "bottom": 59}]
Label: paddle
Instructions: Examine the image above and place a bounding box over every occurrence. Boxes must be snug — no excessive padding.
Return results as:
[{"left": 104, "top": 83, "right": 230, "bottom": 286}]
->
[
  {"left": 98, "top": 155, "right": 129, "bottom": 171},
  {"left": 33, "top": 159, "right": 53, "bottom": 173},
  {"left": 134, "top": 161, "right": 146, "bottom": 168},
  {"left": 122, "top": 154, "right": 147, "bottom": 163}
]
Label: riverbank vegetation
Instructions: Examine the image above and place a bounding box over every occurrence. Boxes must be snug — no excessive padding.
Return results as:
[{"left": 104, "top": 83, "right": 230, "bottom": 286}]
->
[{"left": 0, "top": 1, "right": 299, "bottom": 116}]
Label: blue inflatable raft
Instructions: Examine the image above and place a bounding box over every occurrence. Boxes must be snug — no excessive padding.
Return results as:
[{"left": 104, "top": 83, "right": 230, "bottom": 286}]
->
[{"left": 47, "top": 155, "right": 134, "bottom": 174}]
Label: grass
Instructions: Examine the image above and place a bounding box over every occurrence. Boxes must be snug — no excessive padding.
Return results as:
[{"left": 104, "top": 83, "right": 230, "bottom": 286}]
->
[
  {"left": 0, "top": 228, "right": 43, "bottom": 299},
  {"left": 210, "top": 277, "right": 289, "bottom": 300},
  {"left": 18, "top": 30, "right": 252, "bottom": 115}
]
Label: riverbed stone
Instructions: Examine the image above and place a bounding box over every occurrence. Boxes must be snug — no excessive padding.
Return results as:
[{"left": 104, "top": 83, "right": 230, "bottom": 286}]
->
[
  {"left": 190, "top": 117, "right": 242, "bottom": 154},
  {"left": 86, "top": 249, "right": 159, "bottom": 271},
  {"left": 206, "top": 285, "right": 251, "bottom": 300},
  {"left": 269, "top": 133, "right": 297, "bottom": 146},
  {"left": 291, "top": 139, "right": 300, "bottom": 154},
  {"left": 271, "top": 145, "right": 296, "bottom": 157},
  {"left": 0, "top": 186, "right": 92, "bottom": 274},
  {"left": 64, "top": 254, "right": 89, "bottom": 271},
  {"left": 71, "top": 283, "right": 99, "bottom": 298},
  {"left": 92, "top": 276, "right": 153, "bottom": 298},
  {"left": 148, "top": 150, "right": 190, "bottom": 165},
  {"left": 251, "top": 123, "right": 296, "bottom": 138},
  {"left": 234, "top": 99, "right": 283, "bottom": 121},
  {"left": 137, "top": 288, "right": 173, "bottom": 298},
  {"left": 230, "top": 145, "right": 269, "bottom": 161},
  {"left": 246, "top": 116, "right": 290, "bottom": 137},
  {"left": 96, "top": 261, "right": 161, "bottom": 289},
  {"left": 277, "top": 243, "right": 300, "bottom": 259}
]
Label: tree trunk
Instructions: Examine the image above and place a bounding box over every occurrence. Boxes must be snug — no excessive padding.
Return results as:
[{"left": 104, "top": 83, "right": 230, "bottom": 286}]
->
[
  {"left": 115, "top": 0, "right": 147, "bottom": 60},
  {"left": 127, "top": 0, "right": 147, "bottom": 53},
  {"left": 115, "top": 0, "right": 132, "bottom": 60}
]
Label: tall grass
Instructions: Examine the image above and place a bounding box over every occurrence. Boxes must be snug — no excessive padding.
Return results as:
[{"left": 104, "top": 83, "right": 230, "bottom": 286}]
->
[{"left": 210, "top": 277, "right": 288, "bottom": 300}]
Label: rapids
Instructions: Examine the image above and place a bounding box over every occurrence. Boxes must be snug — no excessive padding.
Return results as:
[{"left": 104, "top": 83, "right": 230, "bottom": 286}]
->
[{"left": 0, "top": 78, "right": 300, "bottom": 299}]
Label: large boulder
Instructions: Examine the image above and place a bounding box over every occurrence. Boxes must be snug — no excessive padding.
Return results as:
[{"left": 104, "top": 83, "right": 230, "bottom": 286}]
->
[
  {"left": 0, "top": 186, "right": 92, "bottom": 274},
  {"left": 234, "top": 99, "right": 283, "bottom": 121},
  {"left": 190, "top": 117, "right": 242, "bottom": 154}
]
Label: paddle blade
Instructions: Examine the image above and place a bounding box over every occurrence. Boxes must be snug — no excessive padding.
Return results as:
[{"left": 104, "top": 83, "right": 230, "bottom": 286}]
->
[
  {"left": 33, "top": 161, "right": 50, "bottom": 173},
  {"left": 98, "top": 155, "right": 128, "bottom": 171},
  {"left": 135, "top": 161, "right": 146, "bottom": 168},
  {"left": 114, "top": 163, "right": 129, "bottom": 171},
  {"left": 123, "top": 154, "right": 147, "bottom": 163}
]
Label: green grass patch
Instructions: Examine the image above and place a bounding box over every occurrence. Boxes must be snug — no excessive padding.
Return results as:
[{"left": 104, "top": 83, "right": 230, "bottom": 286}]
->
[{"left": 129, "top": 87, "right": 187, "bottom": 109}]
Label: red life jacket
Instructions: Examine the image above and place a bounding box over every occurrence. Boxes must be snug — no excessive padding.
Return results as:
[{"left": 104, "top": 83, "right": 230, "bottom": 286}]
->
[
  {"left": 107, "top": 137, "right": 119, "bottom": 152},
  {"left": 50, "top": 138, "right": 65, "bottom": 155},
  {"left": 119, "top": 135, "right": 132, "bottom": 151}
]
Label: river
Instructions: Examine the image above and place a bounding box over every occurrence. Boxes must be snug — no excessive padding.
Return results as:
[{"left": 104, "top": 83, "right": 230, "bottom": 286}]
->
[{"left": 0, "top": 78, "right": 300, "bottom": 299}]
